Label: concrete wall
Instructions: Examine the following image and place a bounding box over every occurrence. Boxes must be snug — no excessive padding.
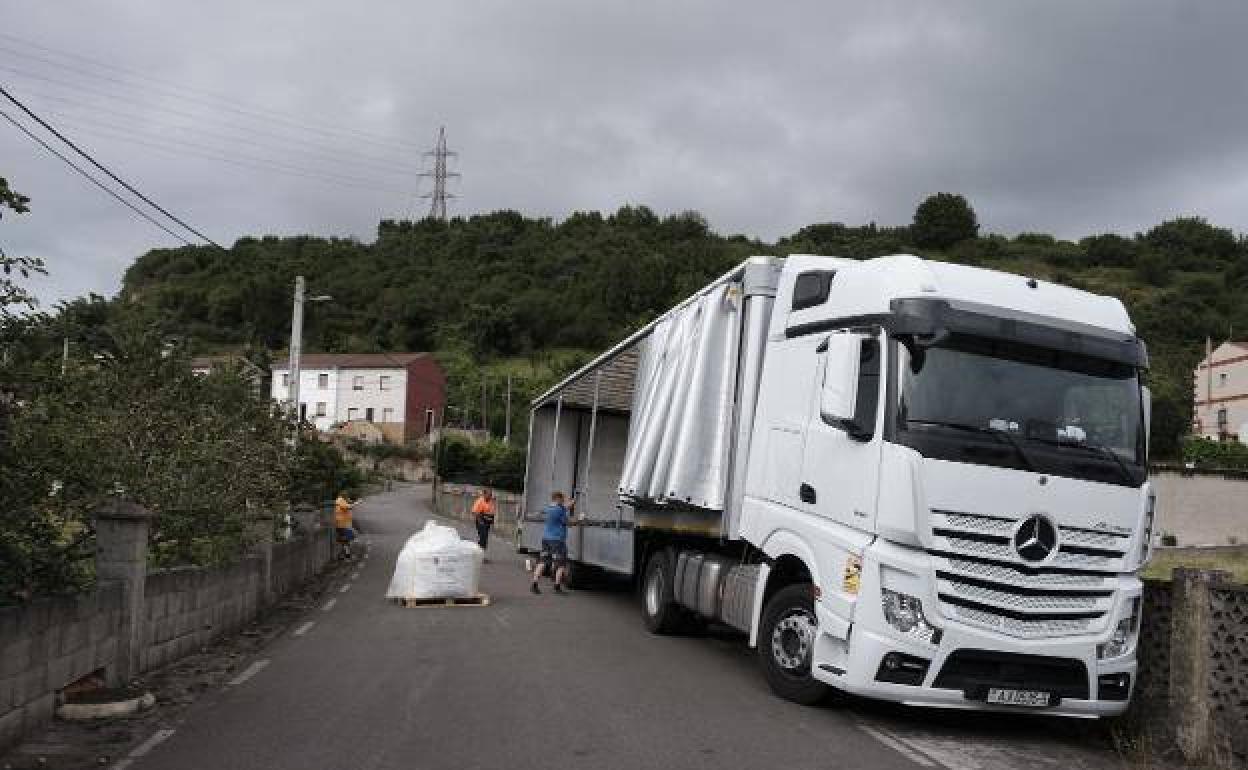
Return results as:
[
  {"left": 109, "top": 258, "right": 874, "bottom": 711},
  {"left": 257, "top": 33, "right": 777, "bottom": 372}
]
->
[
  {"left": 0, "top": 512, "right": 335, "bottom": 753},
  {"left": 1152, "top": 470, "right": 1248, "bottom": 546},
  {"left": 0, "top": 584, "right": 123, "bottom": 749},
  {"left": 434, "top": 482, "right": 522, "bottom": 540}
]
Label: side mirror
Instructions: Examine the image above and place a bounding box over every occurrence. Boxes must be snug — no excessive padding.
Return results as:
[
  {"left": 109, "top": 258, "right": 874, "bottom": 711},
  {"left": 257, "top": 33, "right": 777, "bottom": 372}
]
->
[
  {"left": 1141, "top": 384, "right": 1151, "bottom": 460},
  {"left": 818, "top": 331, "right": 881, "bottom": 441},
  {"left": 818, "top": 332, "right": 861, "bottom": 425}
]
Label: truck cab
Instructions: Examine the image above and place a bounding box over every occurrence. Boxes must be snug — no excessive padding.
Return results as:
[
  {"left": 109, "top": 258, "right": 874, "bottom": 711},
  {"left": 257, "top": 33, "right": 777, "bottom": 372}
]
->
[{"left": 741, "top": 254, "right": 1151, "bottom": 715}]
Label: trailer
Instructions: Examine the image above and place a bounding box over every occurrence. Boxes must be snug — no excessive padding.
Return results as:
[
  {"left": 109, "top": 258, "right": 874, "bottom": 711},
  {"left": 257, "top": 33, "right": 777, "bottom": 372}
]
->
[{"left": 522, "top": 253, "right": 1152, "bottom": 716}]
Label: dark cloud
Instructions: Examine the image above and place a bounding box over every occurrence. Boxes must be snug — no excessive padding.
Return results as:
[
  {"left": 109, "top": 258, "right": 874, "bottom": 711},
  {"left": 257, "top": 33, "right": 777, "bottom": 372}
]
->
[{"left": 4, "top": 0, "right": 1247, "bottom": 305}]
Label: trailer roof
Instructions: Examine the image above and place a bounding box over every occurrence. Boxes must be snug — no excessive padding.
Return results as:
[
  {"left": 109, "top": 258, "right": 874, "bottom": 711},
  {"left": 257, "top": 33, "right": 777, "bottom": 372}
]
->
[{"left": 531, "top": 256, "right": 777, "bottom": 410}]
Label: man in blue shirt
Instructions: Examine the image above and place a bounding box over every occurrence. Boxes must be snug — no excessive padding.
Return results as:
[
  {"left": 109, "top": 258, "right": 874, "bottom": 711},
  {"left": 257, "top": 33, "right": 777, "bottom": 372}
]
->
[{"left": 531, "top": 491, "right": 576, "bottom": 594}]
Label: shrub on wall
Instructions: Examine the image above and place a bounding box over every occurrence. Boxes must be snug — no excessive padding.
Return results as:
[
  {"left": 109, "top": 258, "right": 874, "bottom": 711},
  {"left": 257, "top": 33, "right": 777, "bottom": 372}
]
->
[{"left": 1182, "top": 435, "right": 1248, "bottom": 470}]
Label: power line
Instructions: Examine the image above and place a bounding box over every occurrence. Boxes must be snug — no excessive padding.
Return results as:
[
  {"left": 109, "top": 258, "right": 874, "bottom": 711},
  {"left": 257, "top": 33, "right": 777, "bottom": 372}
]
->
[
  {"left": 0, "top": 107, "right": 192, "bottom": 245},
  {"left": 49, "top": 115, "right": 410, "bottom": 195},
  {"left": 0, "top": 83, "right": 222, "bottom": 248},
  {"left": 0, "top": 35, "right": 423, "bottom": 153},
  {"left": 18, "top": 86, "right": 423, "bottom": 177}
]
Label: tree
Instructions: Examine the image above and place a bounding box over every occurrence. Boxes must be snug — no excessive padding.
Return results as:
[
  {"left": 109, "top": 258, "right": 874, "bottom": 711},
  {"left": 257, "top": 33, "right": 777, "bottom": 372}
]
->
[
  {"left": 912, "top": 193, "right": 979, "bottom": 250},
  {"left": 1142, "top": 217, "right": 1237, "bottom": 269},
  {"left": 1080, "top": 234, "right": 1137, "bottom": 267},
  {"left": 0, "top": 176, "right": 47, "bottom": 315}
]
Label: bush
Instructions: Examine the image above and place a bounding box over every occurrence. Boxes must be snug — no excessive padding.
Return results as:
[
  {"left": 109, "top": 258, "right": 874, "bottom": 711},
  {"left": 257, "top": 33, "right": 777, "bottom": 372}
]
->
[
  {"left": 434, "top": 435, "right": 526, "bottom": 491},
  {"left": 1182, "top": 435, "right": 1248, "bottom": 470}
]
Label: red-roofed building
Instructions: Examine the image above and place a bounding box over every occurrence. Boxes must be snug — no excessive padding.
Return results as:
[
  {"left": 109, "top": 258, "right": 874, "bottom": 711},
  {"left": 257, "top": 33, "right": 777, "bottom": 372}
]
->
[
  {"left": 271, "top": 352, "right": 445, "bottom": 444},
  {"left": 1192, "top": 341, "right": 1248, "bottom": 444}
]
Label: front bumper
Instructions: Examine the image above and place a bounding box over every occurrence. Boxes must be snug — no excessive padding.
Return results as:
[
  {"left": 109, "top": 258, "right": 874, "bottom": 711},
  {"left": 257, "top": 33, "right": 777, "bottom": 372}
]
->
[
  {"left": 811, "top": 553, "right": 1141, "bottom": 717},
  {"left": 813, "top": 619, "right": 1136, "bottom": 717}
]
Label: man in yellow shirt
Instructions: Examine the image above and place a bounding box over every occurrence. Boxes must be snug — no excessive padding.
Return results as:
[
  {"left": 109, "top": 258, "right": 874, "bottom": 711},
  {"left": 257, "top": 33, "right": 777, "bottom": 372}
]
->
[
  {"left": 472, "top": 487, "right": 497, "bottom": 559},
  {"left": 334, "top": 492, "right": 357, "bottom": 559}
]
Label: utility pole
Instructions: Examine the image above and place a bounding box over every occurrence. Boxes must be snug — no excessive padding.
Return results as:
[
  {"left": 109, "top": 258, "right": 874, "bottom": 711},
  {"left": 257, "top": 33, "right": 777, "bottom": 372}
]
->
[
  {"left": 287, "top": 276, "right": 306, "bottom": 445},
  {"left": 287, "top": 275, "right": 332, "bottom": 447},
  {"left": 418, "top": 126, "right": 459, "bottom": 220},
  {"left": 504, "top": 374, "right": 512, "bottom": 444}
]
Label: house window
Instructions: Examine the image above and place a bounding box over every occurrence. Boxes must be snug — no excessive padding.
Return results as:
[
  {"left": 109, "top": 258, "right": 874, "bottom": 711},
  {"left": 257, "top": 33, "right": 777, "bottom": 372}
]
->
[
  {"left": 1218, "top": 408, "right": 1228, "bottom": 426},
  {"left": 425, "top": 409, "right": 435, "bottom": 435},
  {"left": 299, "top": 403, "right": 307, "bottom": 420},
  {"left": 347, "top": 408, "right": 361, "bottom": 421},
  {"left": 1219, "top": 372, "right": 1228, "bottom": 386},
  {"left": 366, "top": 407, "right": 375, "bottom": 422},
  {"left": 379, "top": 375, "right": 391, "bottom": 391},
  {"left": 352, "top": 375, "right": 364, "bottom": 391},
  {"left": 318, "top": 373, "right": 329, "bottom": 389},
  {"left": 315, "top": 402, "right": 327, "bottom": 417},
  {"left": 281, "top": 373, "right": 290, "bottom": 387},
  {"left": 382, "top": 407, "right": 395, "bottom": 422}
]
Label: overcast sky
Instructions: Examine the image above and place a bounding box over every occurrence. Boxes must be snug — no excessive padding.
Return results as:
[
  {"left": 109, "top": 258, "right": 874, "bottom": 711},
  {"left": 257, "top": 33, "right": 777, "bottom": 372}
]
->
[{"left": 3, "top": 1, "right": 1248, "bottom": 305}]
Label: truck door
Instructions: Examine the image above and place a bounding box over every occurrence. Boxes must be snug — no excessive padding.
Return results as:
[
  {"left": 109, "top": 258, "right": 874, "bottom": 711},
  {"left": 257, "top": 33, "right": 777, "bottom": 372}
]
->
[{"left": 798, "top": 330, "right": 884, "bottom": 531}]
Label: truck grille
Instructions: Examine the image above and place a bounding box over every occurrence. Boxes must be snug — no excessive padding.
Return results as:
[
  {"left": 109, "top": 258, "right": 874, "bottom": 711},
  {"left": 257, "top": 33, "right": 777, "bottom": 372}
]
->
[{"left": 928, "top": 510, "right": 1130, "bottom": 639}]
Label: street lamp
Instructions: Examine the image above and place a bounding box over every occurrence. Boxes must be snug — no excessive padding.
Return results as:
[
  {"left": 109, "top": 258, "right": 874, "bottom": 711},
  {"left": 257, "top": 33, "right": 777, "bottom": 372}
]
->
[{"left": 287, "top": 275, "right": 332, "bottom": 446}]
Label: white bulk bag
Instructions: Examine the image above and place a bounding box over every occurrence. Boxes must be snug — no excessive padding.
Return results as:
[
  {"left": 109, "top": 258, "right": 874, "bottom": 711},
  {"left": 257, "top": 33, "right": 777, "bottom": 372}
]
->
[{"left": 385, "top": 520, "right": 483, "bottom": 600}]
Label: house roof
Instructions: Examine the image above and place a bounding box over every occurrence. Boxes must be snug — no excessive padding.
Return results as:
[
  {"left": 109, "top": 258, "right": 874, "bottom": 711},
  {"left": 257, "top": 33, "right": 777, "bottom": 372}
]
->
[
  {"left": 271, "top": 352, "right": 430, "bottom": 371},
  {"left": 190, "top": 355, "right": 265, "bottom": 374}
]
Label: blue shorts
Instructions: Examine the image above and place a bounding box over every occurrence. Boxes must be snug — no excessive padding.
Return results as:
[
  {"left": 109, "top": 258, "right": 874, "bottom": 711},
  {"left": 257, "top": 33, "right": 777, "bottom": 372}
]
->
[
  {"left": 336, "top": 527, "right": 355, "bottom": 543},
  {"left": 540, "top": 539, "right": 567, "bottom": 569}
]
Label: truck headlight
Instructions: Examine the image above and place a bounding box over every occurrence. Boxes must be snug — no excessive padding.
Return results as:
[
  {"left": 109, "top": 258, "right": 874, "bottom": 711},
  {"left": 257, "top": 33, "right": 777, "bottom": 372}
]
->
[
  {"left": 1098, "top": 597, "right": 1141, "bottom": 660},
  {"left": 881, "top": 589, "right": 941, "bottom": 645}
]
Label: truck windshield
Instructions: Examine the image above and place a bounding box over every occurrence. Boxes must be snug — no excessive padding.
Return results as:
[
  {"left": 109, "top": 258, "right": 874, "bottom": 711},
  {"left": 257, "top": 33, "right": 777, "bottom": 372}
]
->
[{"left": 895, "top": 334, "right": 1146, "bottom": 486}]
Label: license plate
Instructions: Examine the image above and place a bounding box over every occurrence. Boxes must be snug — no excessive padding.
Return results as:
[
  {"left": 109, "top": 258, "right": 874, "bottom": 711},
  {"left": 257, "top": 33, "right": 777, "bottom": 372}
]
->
[{"left": 986, "top": 688, "right": 1052, "bottom": 707}]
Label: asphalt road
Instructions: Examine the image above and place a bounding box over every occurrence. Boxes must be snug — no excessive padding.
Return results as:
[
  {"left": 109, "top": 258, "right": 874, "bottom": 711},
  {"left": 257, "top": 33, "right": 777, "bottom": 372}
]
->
[{"left": 118, "top": 484, "right": 1124, "bottom": 770}]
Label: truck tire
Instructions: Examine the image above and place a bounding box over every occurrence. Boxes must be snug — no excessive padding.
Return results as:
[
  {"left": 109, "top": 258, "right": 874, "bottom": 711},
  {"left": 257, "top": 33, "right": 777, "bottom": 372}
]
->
[
  {"left": 758, "top": 583, "right": 831, "bottom": 705},
  {"left": 640, "top": 549, "right": 682, "bottom": 634}
]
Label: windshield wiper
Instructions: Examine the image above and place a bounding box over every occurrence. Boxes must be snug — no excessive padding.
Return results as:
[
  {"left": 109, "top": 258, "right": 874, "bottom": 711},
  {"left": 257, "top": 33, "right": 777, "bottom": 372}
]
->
[
  {"left": 905, "top": 419, "right": 1036, "bottom": 472},
  {"left": 1030, "top": 436, "right": 1138, "bottom": 484}
]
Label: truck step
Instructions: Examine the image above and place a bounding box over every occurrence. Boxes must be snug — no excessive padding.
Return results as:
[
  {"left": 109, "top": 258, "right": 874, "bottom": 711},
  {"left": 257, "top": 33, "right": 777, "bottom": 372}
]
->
[{"left": 392, "top": 594, "right": 491, "bottom": 609}]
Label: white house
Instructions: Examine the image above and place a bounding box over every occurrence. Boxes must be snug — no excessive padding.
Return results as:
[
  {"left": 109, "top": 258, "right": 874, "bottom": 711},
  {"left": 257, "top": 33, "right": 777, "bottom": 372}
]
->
[
  {"left": 1192, "top": 340, "right": 1248, "bottom": 444},
  {"left": 271, "top": 352, "right": 446, "bottom": 444}
]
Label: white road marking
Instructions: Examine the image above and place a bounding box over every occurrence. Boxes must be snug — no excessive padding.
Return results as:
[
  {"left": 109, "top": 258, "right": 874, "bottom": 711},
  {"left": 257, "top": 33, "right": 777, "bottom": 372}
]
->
[
  {"left": 292, "top": 621, "right": 315, "bottom": 637},
  {"left": 227, "top": 659, "right": 270, "bottom": 686},
  {"left": 858, "top": 725, "right": 936, "bottom": 768},
  {"left": 123, "top": 728, "right": 176, "bottom": 763},
  {"left": 339, "top": 583, "right": 351, "bottom": 593},
  {"left": 322, "top": 598, "right": 337, "bottom": 611}
]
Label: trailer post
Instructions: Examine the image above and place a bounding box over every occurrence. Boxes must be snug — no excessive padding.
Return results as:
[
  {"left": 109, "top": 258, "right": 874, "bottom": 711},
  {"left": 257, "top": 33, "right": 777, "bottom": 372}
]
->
[{"left": 578, "top": 371, "right": 603, "bottom": 558}]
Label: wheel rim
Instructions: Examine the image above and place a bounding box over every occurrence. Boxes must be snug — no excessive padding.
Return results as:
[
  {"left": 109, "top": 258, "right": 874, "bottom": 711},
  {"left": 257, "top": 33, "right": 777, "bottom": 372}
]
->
[
  {"left": 645, "top": 563, "right": 664, "bottom": 617},
  {"left": 770, "top": 608, "right": 816, "bottom": 673}
]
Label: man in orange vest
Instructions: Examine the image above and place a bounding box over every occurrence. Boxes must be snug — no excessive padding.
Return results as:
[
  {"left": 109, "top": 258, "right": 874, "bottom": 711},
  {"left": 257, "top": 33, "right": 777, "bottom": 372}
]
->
[
  {"left": 472, "top": 487, "right": 497, "bottom": 560},
  {"left": 334, "top": 491, "right": 357, "bottom": 559}
]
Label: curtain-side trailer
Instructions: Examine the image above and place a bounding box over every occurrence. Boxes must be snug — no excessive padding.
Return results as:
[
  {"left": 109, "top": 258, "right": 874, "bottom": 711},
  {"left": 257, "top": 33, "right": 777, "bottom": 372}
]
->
[{"left": 521, "top": 253, "right": 1152, "bottom": 716}]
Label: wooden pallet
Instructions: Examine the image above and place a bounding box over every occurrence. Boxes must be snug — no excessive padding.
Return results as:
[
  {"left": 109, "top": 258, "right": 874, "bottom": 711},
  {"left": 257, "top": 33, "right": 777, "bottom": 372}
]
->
[{"left": 394, "top": 594, "right": 491, "bottom": 609}]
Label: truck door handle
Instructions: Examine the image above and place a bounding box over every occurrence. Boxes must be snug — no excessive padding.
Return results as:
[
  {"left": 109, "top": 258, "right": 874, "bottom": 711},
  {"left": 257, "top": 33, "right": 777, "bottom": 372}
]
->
[{"left": 799, "top": 483, "right": 817, "bottom": 504}]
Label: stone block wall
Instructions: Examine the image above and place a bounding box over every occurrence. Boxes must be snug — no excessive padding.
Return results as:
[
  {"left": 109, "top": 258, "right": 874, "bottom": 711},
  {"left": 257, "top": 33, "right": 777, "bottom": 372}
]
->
[
  {"left": 0, "top": 509, "right": 334, "bottom": 754},
  {"left": 1130, "top": 570, "right": 1248, "bottom": 764},
  {"left": 140, "top": 559, "right": 264, "bottom": 673},
  {"left": 0, "top": 584, "right": 122, "bottom": 749}
]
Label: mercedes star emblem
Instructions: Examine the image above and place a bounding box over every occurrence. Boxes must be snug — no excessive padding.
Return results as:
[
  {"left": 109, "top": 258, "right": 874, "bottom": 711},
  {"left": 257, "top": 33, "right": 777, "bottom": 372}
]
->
[{"left": 1014, "top": 514, "right": 1058, "bottom": 562}]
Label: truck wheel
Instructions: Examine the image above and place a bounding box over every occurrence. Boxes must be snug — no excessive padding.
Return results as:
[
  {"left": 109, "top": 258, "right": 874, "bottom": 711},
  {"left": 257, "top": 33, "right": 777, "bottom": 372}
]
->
[
  {"left": 640, "top": 549, "right": 681, "bottom": 634},
  {"left": 758, "top": 583, "right": 831, "bottom": 705}
]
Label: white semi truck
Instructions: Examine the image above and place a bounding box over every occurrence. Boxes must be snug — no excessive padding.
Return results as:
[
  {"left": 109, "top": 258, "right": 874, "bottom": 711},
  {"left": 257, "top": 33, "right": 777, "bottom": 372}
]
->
[{"left": 521, "top": 254, "right": 1152, "bottom": 716}]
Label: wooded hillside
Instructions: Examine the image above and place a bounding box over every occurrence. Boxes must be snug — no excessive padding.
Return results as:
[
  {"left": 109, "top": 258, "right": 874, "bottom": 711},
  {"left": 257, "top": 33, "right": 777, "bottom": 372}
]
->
[{"left": 73, "top": 197, "right": 1248, "bottom": 460}]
